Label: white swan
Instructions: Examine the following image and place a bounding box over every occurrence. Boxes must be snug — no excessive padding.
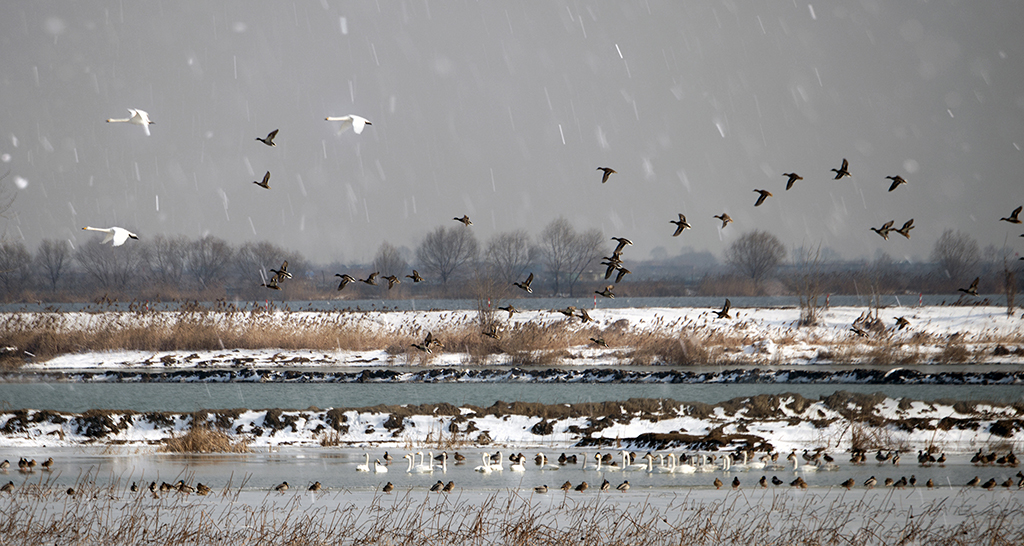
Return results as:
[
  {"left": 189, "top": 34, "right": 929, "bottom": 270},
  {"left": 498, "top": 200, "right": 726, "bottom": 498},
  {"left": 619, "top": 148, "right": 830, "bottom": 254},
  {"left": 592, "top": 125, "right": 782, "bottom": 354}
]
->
[
  {"left": 747, "top": 452, "right": 767, "bottom": 471},
  {"left": 652, "top": 454, "right": 673, "bottom": 474},
  {"left": 403, "top": 453, "right": 430, "bottom": 473},
  {"left": 535, "top": 453, "right": 560, "bottom": 470},
  {"left": 625, "top": 451, "right": 649, "bottom": 472},
  {"left": 433, "top": 453, "right": 448, "bottom": 473},
  {"left": 671, "top": 453, "right": 697, "bottom": 474},
  {"left": 510, "top": 455, "right": 526, "bottom": 472},
  {"left": 793, "top": 457, "right": 818, "bottom": 473},
  {"left": 696, "top": 454, "right": 717, "bottom": 473},
  {"left": 82, "top": 226, "right": 139, "bottom": 247},
  {"left": 106, "top": 108, "right": 153, "bottom": 136},
  {"left": 374, "top": 459, "right": 388, "bottom": 473},
  {"left": 325, "top": 114, "right": 372, "bottom": 134},
  {"left": 415, "top": 452, "right": 435, "bottom": 473},
  {"left": 474, "top": 453, "right": 493, "bottom": 474},
  {"left": 355, "top": 453, "right": 371, "bottom": 472}
]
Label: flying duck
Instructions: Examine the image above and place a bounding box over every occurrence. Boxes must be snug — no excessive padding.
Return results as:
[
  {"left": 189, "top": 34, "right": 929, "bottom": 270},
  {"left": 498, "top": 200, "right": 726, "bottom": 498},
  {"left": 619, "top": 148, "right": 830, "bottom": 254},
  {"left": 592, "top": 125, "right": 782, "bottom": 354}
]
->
[
  {"left": 256, "top": 129, "right": 279, "bottom": 147},
  {"left": 597, "top": 167, "right": 616, "bottom": 183},
  {"left": 670, "top": 214, "right": 691, "bottom": 236}
]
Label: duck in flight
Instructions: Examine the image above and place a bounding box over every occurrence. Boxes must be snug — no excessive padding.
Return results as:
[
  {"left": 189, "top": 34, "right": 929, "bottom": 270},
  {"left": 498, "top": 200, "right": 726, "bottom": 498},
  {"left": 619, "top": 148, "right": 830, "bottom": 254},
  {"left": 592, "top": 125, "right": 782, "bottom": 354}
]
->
[
  {"left": 713, "top": 213, "right": 732, "bottom": 229},
  {"left": 325, "top": 114, "right": 372, "bottom": 134},
  {"left": 713, "top": 299, "right": 731, "bottom": 319},
  {"left": 514, "top": 272, "right": 534, "bottom": 293},
  {"left": 383, "top": 275, "right": 401, "bottom": 289},
  {"left": 406, "top": 270, "right": 424, "bottom": 282},
  {"left": 958, "top": 277, "right": 980, "bottom": 297},
  {"left": 894, "top": 219, "right": 914, "bottom": 239},
  {"left": 256, "top": 129, "right": 279, "bottom": 147},
  {"left": 753, "top": 189, "right": 772, "bottom": 207},
  {"left": 360, "top": 272, "right": 379, "bottom": 286},
  {"left": 782, "top": 172, "right": 802, "bottom": 190},
  {"left": 269, "top": 261, "right": 292, "bottom": 282},
  {"left": 870, "top": 220, "right": 895, "bottom": 240},
  {"left": 670, "top": 214, "right": 691, "bottom": 236},
  {"left": 253, "top": 171, "right": 271, "bottom": 189},
  {"left": 611, "top": 237, "right": 633, "bottom": 254},
  {"left": 885, "top": 175, "right": 907, "bottom": 192},
  {"left": 1000, "top": 206, "right": 1022, "bottom": 224},
  {"left": 595, "top": 285, "right": 615, "bottom": 299},
  {"left": 454, "top": 215, "right": 472, "bottom": 226},
  {"left": 597, "top": 167, "right": 616, "bottom": 183},
  {"left": 106, "top": 108, "right": 154, "bottom": 136},
  {"left": 82, "top": 226, "right": 139, "bottom": 247},
  {"left": 831, "top": 158, "right": 851, "bottom": 179},
  {"left": 335, "top": 274, "right": 356, "bottom": 291}
]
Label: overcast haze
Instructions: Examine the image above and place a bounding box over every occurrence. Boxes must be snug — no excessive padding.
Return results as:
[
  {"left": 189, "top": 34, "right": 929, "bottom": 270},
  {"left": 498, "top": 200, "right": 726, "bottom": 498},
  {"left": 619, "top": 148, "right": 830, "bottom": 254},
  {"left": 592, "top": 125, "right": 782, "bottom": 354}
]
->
[{"left": 2, "top": 2, "right": 1023, "bottom": 266}]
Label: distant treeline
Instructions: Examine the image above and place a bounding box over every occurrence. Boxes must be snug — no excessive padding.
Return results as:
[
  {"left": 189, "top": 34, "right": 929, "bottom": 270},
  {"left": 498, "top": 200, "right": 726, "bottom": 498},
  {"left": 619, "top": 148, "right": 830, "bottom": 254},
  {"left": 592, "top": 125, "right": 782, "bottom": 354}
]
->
[{"left": 0, "top": 220, "right": 1019, "bottom": 303}]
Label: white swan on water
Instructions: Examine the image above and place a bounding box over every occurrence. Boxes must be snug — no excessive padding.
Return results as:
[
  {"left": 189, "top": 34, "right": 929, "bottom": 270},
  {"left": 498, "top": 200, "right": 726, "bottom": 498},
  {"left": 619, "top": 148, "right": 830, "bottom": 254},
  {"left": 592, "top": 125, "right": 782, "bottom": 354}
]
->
[
  {"left": 474, "top": 453, "right": 493, "bottom": 474},
  {"left": 82, "top": 226, "right": 138, "bottom": 247},
  {"left": 622, "top": 451, "right": 648, "bottom": 472},
  {"left": 106, "top": 108, "right": 154, "bottom": 136},
  {"left": 374, "top": 459, "right": 388, "bottom": 473},
  {"left": 509, "top": 455, "right": 526, "bottom": 472},
  {"left": 325, "top": 114, "right": 372, "bottom": 134},
  {"left": 671, "top": 454, "right": 696, "bottom": 474},
  {"left": 355, "top": 453, "right": 371, "bottom": 472},
  {"left": 793, "top": 457, "right": 818, "bottom": 473},
  {"left": 404, "top": 454, "right": 431, "bottom": 474},
  {"left": 535, "top": 453, "right": 560, "bottom": 470}
]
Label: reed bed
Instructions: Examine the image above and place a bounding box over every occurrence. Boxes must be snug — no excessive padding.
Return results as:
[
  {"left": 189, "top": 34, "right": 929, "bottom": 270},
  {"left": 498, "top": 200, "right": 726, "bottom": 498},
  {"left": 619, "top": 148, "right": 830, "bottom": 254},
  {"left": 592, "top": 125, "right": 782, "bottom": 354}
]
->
[
  {"left": 1, "top": 303, "right": 1021, "bottom": 368},
  {"left": 0, "top": 480, "right": 1020, "bottom": 545}
]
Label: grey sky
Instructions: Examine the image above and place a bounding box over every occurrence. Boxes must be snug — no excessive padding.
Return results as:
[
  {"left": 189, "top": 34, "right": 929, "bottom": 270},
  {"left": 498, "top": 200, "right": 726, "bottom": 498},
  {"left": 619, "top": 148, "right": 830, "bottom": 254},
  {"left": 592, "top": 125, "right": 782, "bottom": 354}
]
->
[{"left": 1, "top": 1, "right": 1023, "bottom": 265}]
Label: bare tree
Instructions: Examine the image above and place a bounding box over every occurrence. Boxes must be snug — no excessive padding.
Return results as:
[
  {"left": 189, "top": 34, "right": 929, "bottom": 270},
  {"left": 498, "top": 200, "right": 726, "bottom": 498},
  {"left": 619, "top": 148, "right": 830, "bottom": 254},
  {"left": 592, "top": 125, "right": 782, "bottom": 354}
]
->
[
  {"left": 186, "top": 236, "right": 233, "bottom": 290},
  {"left": 0, "top": 241, "right": 30, "bottom": 296},
  {"left": 35, "top": 239, "right": 70, "bottom": 291},
  {"left": 75, "top": 240, "right": 147, "bottom": 289},
  {"left": 930, "top": 229, "right": 979, "bottom": 285},
  {"left": 725, "top": 230, "right": 787, "bottom": 284},
  {"left": 415, "top": 226, "right": 479, "bottom": 287},
  {"left": 485, "top": 230, "right": 538, "bottom": 285},
  {"left": 148, "top": 235, "right": 189, "bottom": 288},
  {"left": 373, "top": 241, "right": 408, "bottom": 278},
  {"left": 539, "top": 218, "right": 602, "bottom": 296}
]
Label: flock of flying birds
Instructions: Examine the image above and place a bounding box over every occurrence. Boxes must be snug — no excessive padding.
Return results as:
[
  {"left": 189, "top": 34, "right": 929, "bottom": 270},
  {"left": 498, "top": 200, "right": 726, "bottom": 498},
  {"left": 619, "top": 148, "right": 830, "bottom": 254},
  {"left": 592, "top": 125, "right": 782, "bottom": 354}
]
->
[{"left": 95, "top": 109, "right": 1023, "bottom": 331}]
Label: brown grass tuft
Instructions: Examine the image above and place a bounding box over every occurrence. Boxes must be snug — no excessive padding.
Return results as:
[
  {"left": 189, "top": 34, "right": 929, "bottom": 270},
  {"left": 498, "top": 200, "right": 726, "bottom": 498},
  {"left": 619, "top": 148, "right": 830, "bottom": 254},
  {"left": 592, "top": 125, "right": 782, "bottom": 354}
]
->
[{"left": 159, "top": 426, "right": 252, "bottom": 453}]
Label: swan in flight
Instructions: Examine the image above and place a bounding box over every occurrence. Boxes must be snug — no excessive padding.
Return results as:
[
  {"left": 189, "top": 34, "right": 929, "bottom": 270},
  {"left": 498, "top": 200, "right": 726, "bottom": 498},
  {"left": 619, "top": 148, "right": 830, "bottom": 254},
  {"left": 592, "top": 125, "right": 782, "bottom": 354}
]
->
[
  {"left": 355, "top": 453, "right": 371, "bottom": 472},
  {"left": 82, "top": 226, "right": 138, "bottom": 247},
  {"left": 325, "top": 114, "right": 372, "bottom": 134},
  {"left": 106, "top": 108, "right": 154, "bottom": 136}
]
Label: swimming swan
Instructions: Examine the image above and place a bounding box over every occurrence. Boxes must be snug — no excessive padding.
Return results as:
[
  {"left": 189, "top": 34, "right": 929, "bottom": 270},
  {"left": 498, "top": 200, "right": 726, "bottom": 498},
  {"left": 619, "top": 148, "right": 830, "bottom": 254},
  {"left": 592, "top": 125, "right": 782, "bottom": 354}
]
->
[
  {"left": 82, "top": 226, "right": 139, "bottom": 247},
  {"left": 325, "top": 114, "right": 372, "bottom": 134},
  {"left": 374, "top": 459, "right": 388, "bottom": 473},
  {"left": 355, "top": 453, "right": 371, "bottom": 472},
  {"left": 510, "top": 455, "right": 526, "bottom": 472},
  {"left": 474, "top": 453, "right": 493, "bottom": 474},
  {"left": 106, "top": 108, "right": 154, "bottom": 136}
]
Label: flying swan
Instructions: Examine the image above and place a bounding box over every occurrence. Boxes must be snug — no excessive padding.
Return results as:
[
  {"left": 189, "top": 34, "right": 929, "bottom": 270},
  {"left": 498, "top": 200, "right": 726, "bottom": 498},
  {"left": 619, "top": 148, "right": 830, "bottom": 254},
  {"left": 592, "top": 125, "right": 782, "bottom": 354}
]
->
[
  {"left": 106, "top": 108, "right": 154, "bottom": 136},
  {"left": 325, "top": 114, "right": 372, "bottom": 134},
  {"left": 82, "top": 226, "right": 138, "bottom": 247}
]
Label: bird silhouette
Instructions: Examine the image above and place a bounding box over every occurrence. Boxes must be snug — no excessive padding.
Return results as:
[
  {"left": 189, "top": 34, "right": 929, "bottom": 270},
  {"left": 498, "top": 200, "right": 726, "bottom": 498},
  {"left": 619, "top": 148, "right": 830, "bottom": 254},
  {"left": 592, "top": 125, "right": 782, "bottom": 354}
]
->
[
  {"left": 614, "top": 267, "right": 631, "bottom": 283},
  {"left": 383, "top": 275, "right": 401, "bottom": 289},
  {"left": 670, "top": 214, "right": 691, "bottom": 236},
  {"left": 360, "top": 272, "right": 379, "bottom": 285},
  {"left": 589, "top": 337, "right": 608, "bottom": 348},
  {"left": 335, "top": 274, "right": 356, "bottom": 291},
  {"left": 713, "top": 299, "right": 731, "bottom": 319},
  {"left": 894, "top": 219, "right": 914, "bottom": 239},
  {"left": 406, "top": 270, "right": 424, "bottom": 282},
  {"left": 498, "top": 305, "right": 518, "bottom": 318},
  {"left": 514, "top": 272, "right": 534, "bottom": 293},
  {"left": 454, "top": 215, "right": 472, "bottom": 226},
  {"left": 269, "top": 261, "right": 292, "bottom": 282},
  {"left": 1000, "top": 206, "right": 1022, "bottom": 224},
  {"left": 253, "top": 171, "right": 271, "bottom": 189},
  {"left": 597, "top": 167, "right": 616, "bottom": 183},
  {"left": 595, "top": 285, "right": 615, "bottom": 299},
  {"left": 753, "top": 189, "right": 773, "bottom": 207},
  {"left": 831, "top": 158, "right": 851, "bottom": 179},
  {"left": 886, "top": 175, "right": 907, "bottom": 192},
  {"left": 782, "top": 172, "right": 803, "bottom": 190},
  {"left": 382, "top": 482, "right": 394, "bottom": 493},
  {"left": 713, "top": 213, "right": 732, "bottom": 229},
  {"left": 256, "top": 129, "right": 279, "bottom": 147},
  {"left": 577, "top": 308, "right": 594, "bottom": 323},
  {"left": 870, "top": 220, "right": 895, "bottom": 240},
  {"left": 958, "top": 277, "right": 980, "bottom": 297},
  {"left": 611, "top": 237, "right": 633, "bottom": 253}
]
